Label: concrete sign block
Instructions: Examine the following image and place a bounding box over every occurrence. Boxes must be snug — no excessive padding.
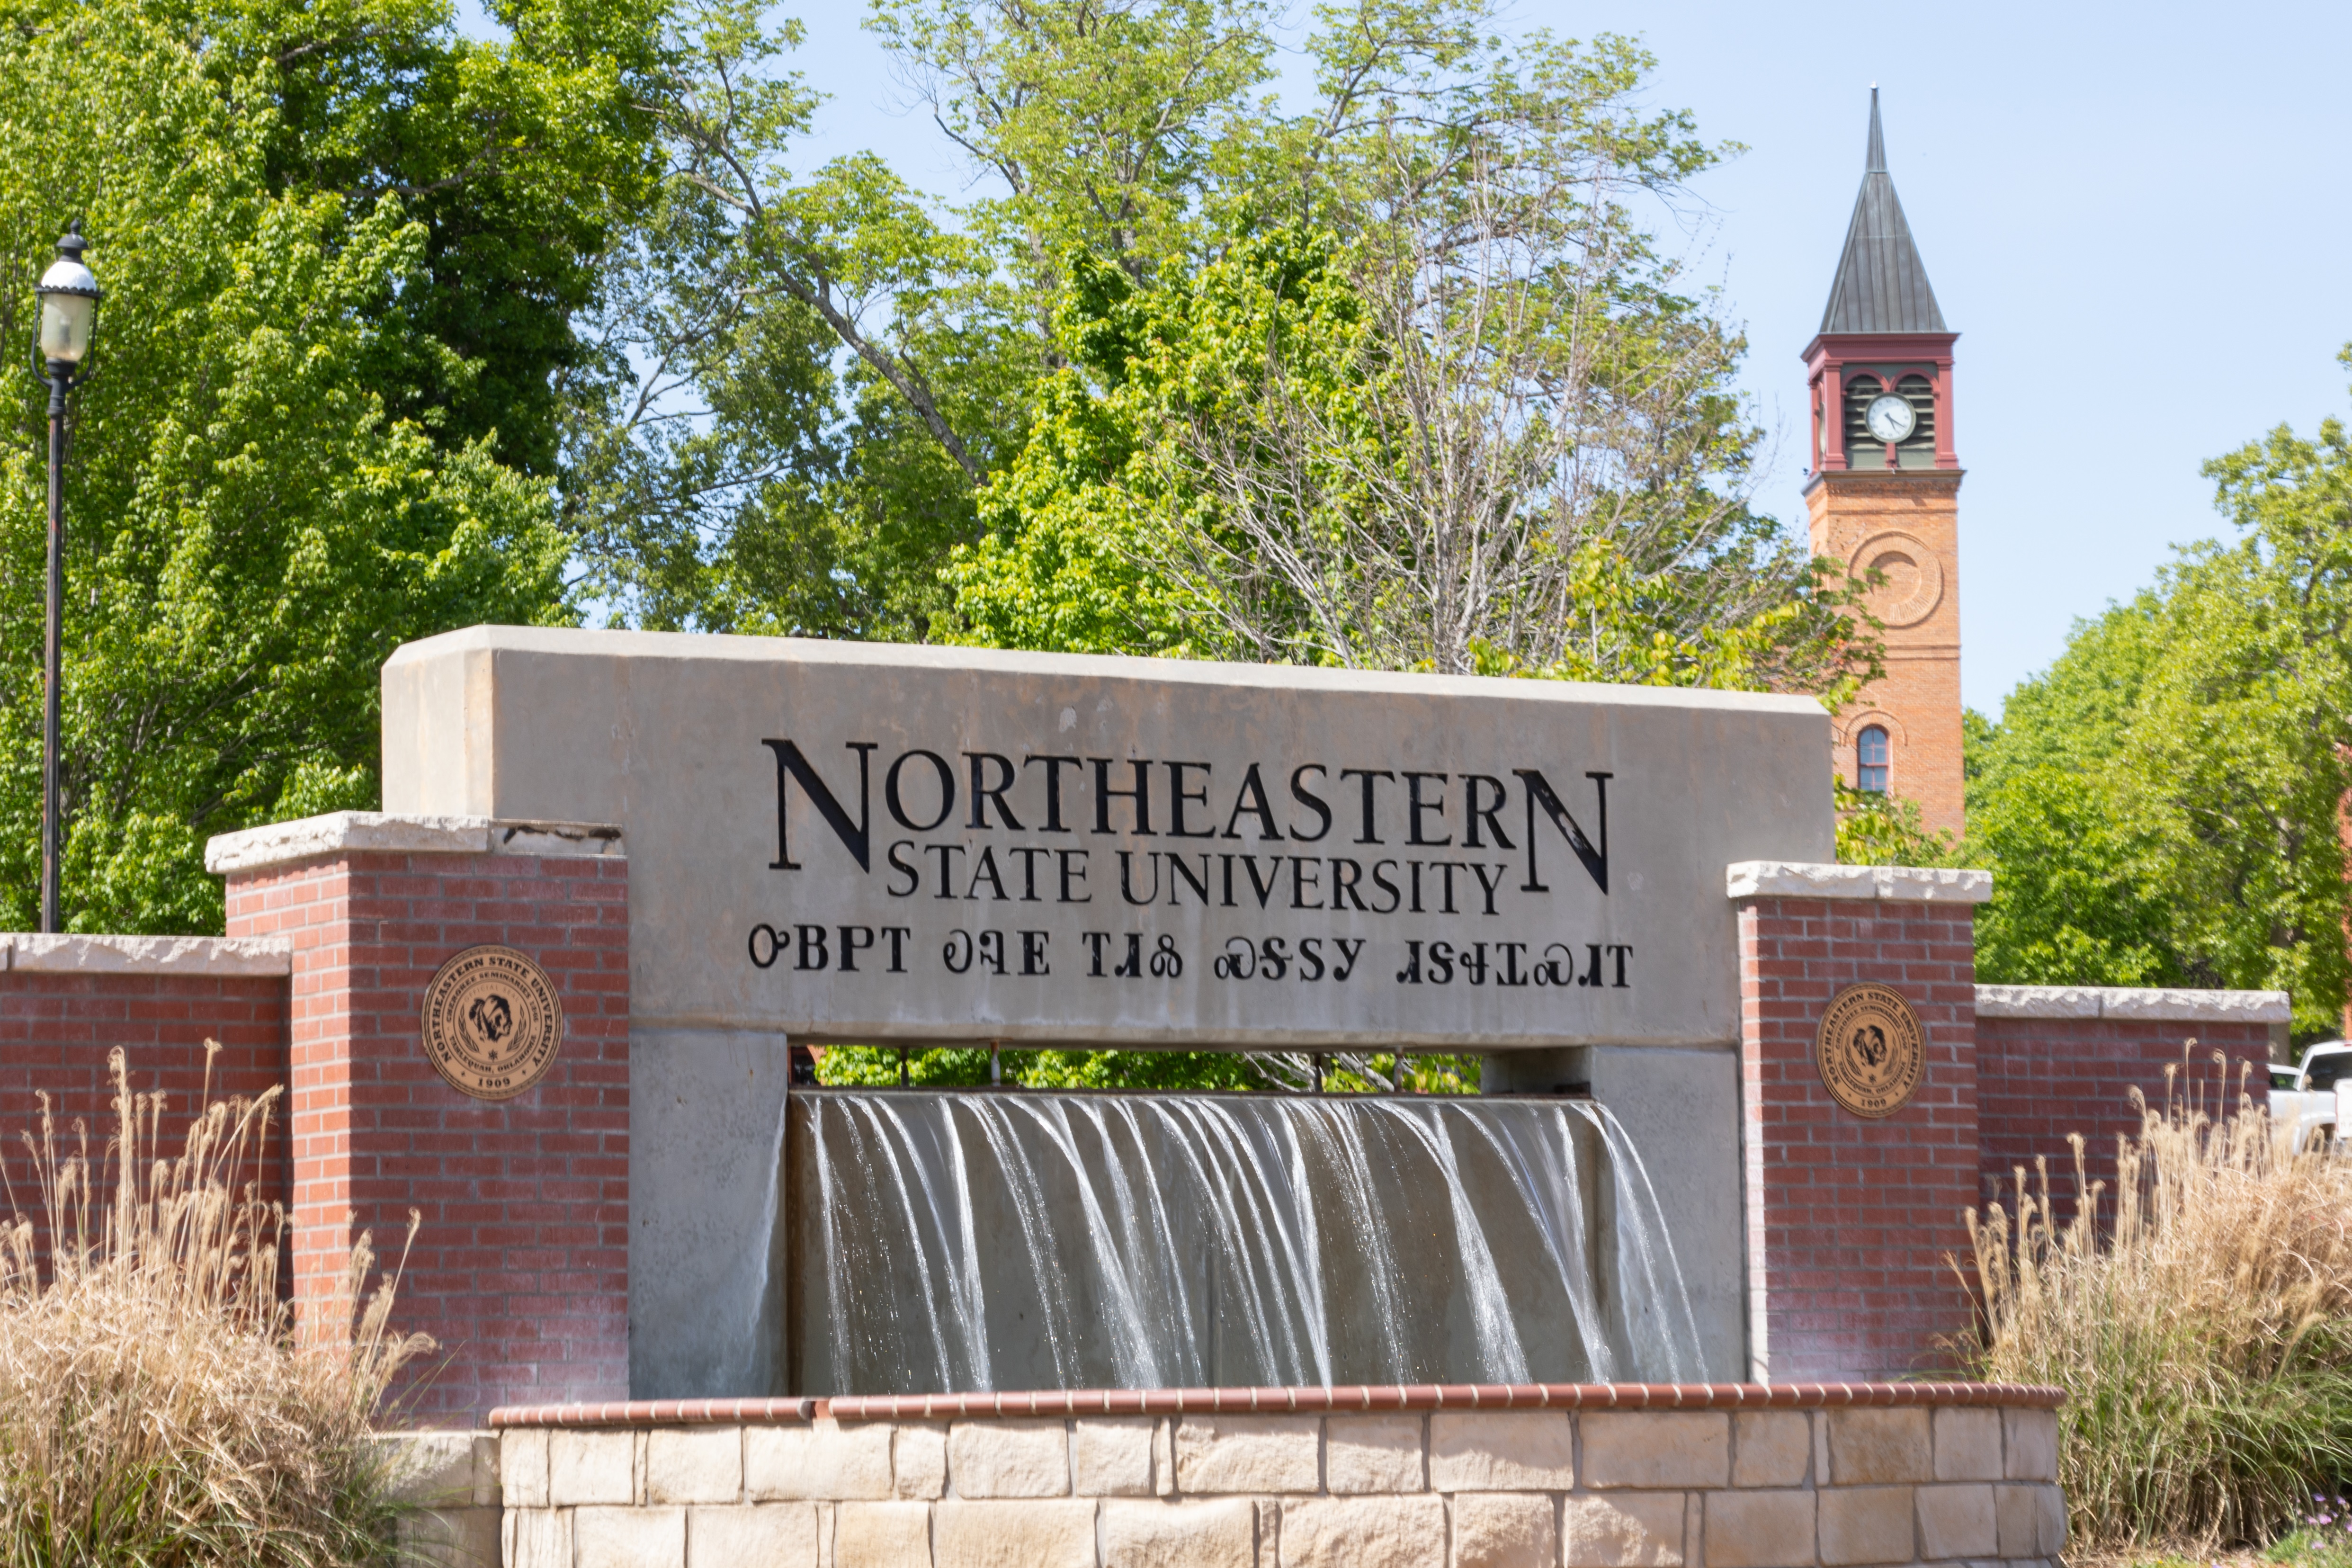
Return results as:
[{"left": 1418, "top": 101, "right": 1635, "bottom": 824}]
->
[{"left": 382, "top": 627, "right": 1830, "bottom": 1049}]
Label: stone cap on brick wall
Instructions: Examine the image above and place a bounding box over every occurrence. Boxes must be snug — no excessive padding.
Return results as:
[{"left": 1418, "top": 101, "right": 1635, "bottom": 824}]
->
[
  {"left": 1725, "top": 861, "right": 1993, "bottom": 904},
  {"left": 1975, "top": 984, "right": 2292, "bottom": 1024},
  {"left": 204, "top": 811, "right": 624, "bottom": 875},
  {"left": 0, "top": 933, "right": 293, "bottom": 976}
]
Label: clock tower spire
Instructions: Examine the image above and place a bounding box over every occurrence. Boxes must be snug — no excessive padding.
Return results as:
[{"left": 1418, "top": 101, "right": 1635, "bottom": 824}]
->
[{"left": 1805, "top": 88, "right": 1965, "bottom": 839}]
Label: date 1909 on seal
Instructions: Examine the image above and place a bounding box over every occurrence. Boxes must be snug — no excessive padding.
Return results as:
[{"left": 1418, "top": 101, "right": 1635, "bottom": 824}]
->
[
  {"left": 1812, "top": 982, "right": 1924, "bottom": 1119},
  {"left": 420, "top": 944, "right": 565, "bottom": 1101}
]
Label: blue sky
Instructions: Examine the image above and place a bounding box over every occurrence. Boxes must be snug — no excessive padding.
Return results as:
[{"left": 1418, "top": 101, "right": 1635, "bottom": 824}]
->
[{"left": 475, "top": 0, "right": 2352, "bottom": 714}]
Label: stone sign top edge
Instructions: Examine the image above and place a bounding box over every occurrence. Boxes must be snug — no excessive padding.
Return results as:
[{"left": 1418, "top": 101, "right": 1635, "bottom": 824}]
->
[{"left": 386, "top": 624, "right": 1830, "bottom": 718}]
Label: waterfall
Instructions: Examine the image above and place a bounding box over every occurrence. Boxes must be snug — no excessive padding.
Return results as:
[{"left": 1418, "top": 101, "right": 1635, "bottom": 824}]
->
[{"left": 787, "top": 1091, "right": 1700, "bottom": 1395}]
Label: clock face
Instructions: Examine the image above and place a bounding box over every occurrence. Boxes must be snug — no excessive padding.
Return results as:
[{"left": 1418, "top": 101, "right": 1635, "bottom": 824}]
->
[{"left": 1865, "top": 393, "right": 1917, "bottom": 444}]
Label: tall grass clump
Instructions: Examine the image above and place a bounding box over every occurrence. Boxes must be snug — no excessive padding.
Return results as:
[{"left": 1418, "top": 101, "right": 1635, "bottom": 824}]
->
[
  {"left": 0, "top": 1046, "right": 430, "bottom": 1566},
  {"left": 1964, "top": 1050, "right": 2352, "bottom": 1552}
]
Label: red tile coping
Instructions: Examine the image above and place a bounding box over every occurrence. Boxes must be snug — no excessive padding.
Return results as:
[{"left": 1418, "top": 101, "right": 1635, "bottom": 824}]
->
[{"left": 486, "top": 1381, "right": 2062, "bottom": 1428}]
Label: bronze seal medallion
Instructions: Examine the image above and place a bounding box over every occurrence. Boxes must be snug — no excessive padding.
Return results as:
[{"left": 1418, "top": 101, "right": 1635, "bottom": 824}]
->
[
  {"left": 1813, "top": 982, "right": 1924, "bottom": 1118},
  {"left": 420, "top": 944, "right": 564, "bottom": 1101}
]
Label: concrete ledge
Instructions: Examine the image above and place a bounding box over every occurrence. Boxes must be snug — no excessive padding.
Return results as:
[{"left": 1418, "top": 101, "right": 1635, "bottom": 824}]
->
[
  {"left": 1726, "top": 861, "right": 1993, "bottom": 904},
  {"left": 205, "top": 812, "right": 623, "bottom": 875},
  {"left": 4, "top": 933, "right": 293, "bottom": 977},
  {"left": 1976, "top": 984, "right": 2292, "bottom": 1024}
]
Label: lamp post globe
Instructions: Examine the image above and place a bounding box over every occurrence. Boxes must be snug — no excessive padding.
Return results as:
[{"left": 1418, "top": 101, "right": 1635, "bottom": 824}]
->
[
  {"left": 34, "top": 222, "right": 98, "bottom": 935},
  {"left": 36, "top": 226, "right": 99, "bottom": 370}
]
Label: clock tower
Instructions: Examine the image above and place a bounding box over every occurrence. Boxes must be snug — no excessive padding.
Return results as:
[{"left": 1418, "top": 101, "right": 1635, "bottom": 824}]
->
[{"left": 1804, "top": 89, "right": 1965, "bottom": 839}]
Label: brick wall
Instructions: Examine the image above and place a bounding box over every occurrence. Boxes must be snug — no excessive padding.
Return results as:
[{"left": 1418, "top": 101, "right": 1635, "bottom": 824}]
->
[
  {"left": 225, "top": 849, "right": 630, "bottom": 1424},
  {"left": 1976, "top": 1014, "right": 2273, "bottom": 1223},
  {"left": 2, "top": 832, "right": 2293, "bottom": 1407},
  {"left": 1737, "top": 894, "right": 1979, "bottom": 1381},
  {"left": 0, "top": 970, "right": 290, "bottom": 1264}
]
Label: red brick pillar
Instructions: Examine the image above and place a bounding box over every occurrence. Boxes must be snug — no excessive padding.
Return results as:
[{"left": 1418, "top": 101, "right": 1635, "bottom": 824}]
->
[
  {"left": 210, "top": 814, "right": 628, "bottom": 1424},
  {"left": 1731, "top": 862, "right": 1987, "bottom": 1381}
]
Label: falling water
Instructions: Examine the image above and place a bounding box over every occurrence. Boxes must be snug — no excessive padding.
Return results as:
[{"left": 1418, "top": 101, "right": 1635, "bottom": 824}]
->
[
  {"left": 787, "top": 1092, "right": 1699, "bottom": 1395},
  {"left": 709, "top": 1093, "right": 791, "bottom": 1396}
]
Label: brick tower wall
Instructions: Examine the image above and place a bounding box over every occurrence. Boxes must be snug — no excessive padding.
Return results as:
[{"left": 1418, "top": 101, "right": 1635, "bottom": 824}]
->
[{"left": 1807, "top": 471, "right": 1966, "bottom": 841}]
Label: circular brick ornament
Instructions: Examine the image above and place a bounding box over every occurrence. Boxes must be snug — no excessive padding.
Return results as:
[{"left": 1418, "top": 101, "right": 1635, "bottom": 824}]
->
[
  {"left": 1847, "top": 530, "right": 1944, "bottom": 628},
  {"left": 1813, "top": 982, "right": 1924, "bottom": 1118},
  {"left": 420, "top": 944, "right": 564, "bottom": 1101}
]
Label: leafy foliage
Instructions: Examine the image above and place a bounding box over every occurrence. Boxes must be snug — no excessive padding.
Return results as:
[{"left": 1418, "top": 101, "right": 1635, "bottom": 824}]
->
[
  {"left": 1966, "top": 349, "right": 2352, "bottom": 1032},
  {"left": 1832, "top": 779, "right": 1957, "bottom": 869},
  {"left": 935, "top": 18, "right": 1873, "bottom": 693},
  {"left": 0, "top": 0, "right": 576, "bottom": 932},
  {"left": 179, "top": 0, "right": 671, "bottom": 474},
  {"left": 572, "top": 0, "right": 1876, "bottom": 707},
  {"left": 1965, "top": 755, "right": 2180, "bottom": 989},
  {"left": 564, "top": 0, "right": 1031, "bottom": 638},
  {"left": 814, "top": 1045, "right": 1481, "bottom": 1094}
]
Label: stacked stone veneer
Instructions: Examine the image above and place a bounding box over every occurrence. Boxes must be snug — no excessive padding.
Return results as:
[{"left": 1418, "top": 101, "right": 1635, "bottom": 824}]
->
[
  {"left": 474, "top": 1388, "right": 2065, "bottom": 1568},
  {"left": 207, "top": 813, "right": 632, "bottom": 1423},
  {"left": 381, "top": 1430, "right": 505, "bottom": 1568}
]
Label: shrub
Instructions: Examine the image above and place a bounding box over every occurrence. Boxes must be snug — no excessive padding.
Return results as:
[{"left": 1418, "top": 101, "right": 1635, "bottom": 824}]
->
[
  {"left": 0, "top": 1046, "right": 429, "bottom": 1566},
  {"left": 1964, "top": 1052, "right": 2352, "bottom": 1551}
]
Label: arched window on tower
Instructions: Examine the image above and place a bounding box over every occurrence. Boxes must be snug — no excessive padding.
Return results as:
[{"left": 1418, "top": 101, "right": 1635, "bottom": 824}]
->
[{"left": 1856, "top": 726, "right": 1891, "bottom": 793}]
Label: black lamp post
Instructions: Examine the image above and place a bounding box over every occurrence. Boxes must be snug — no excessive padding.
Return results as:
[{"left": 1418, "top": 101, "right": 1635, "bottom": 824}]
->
[{"left": 34, "top": 223, "right": 98, "bottom": 935}]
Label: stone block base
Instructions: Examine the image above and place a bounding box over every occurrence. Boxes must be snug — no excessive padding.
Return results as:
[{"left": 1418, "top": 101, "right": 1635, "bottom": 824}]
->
[{"left": 466, "top": 1385, "right": 2065, "bottom": 1568}]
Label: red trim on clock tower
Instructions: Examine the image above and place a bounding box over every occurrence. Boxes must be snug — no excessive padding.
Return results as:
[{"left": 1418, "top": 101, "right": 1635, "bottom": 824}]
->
[{"left": 1804, "top": 333, "right": 1959, "bottom": 474}]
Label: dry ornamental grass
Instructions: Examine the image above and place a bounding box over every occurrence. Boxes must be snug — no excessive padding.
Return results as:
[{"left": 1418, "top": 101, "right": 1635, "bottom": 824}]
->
[
  {"left": 1965, "top": 1048, "right": 2352, "bottom": 1553},
  {"left": 0, "top": 1046, "right": 429, "bottom": 1567}
]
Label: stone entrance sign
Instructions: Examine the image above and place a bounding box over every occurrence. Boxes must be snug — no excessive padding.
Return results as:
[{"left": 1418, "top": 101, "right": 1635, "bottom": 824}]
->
[{"left": 383, "top": 627, "right": 1831, "bottom": 1048}]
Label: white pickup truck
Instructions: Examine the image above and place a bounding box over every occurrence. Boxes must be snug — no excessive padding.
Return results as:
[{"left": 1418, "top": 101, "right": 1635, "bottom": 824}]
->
[{"left": 2269, "top": 1040, "right": 2352, "bottom": 1151}]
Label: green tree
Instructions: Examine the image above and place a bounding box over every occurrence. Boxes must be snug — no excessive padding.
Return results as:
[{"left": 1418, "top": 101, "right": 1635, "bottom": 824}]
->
[
  {"left": 0, "top": 0, "right": 572, "bottom": 932},
  {"left": 571, "top": 0, "right": 1875, "bottom": 702},
  {"left": 1964, "top": 762, "right": 2176, "bottom": 987},
  {"left": 866, "top": 0, "right": 1275, "bottom": 297},
  {"left": 564, "top": 0, "right": 1035, "bottom": 637},
  {"left": 1966, "top": 349, "right": 2352, "bottom": 1032},
  {"left": 175, "top": 0, "right": 672, "bottom": 475},
  {"left": 948, "top": 188, "right": 1870, "bottom": 693}
]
